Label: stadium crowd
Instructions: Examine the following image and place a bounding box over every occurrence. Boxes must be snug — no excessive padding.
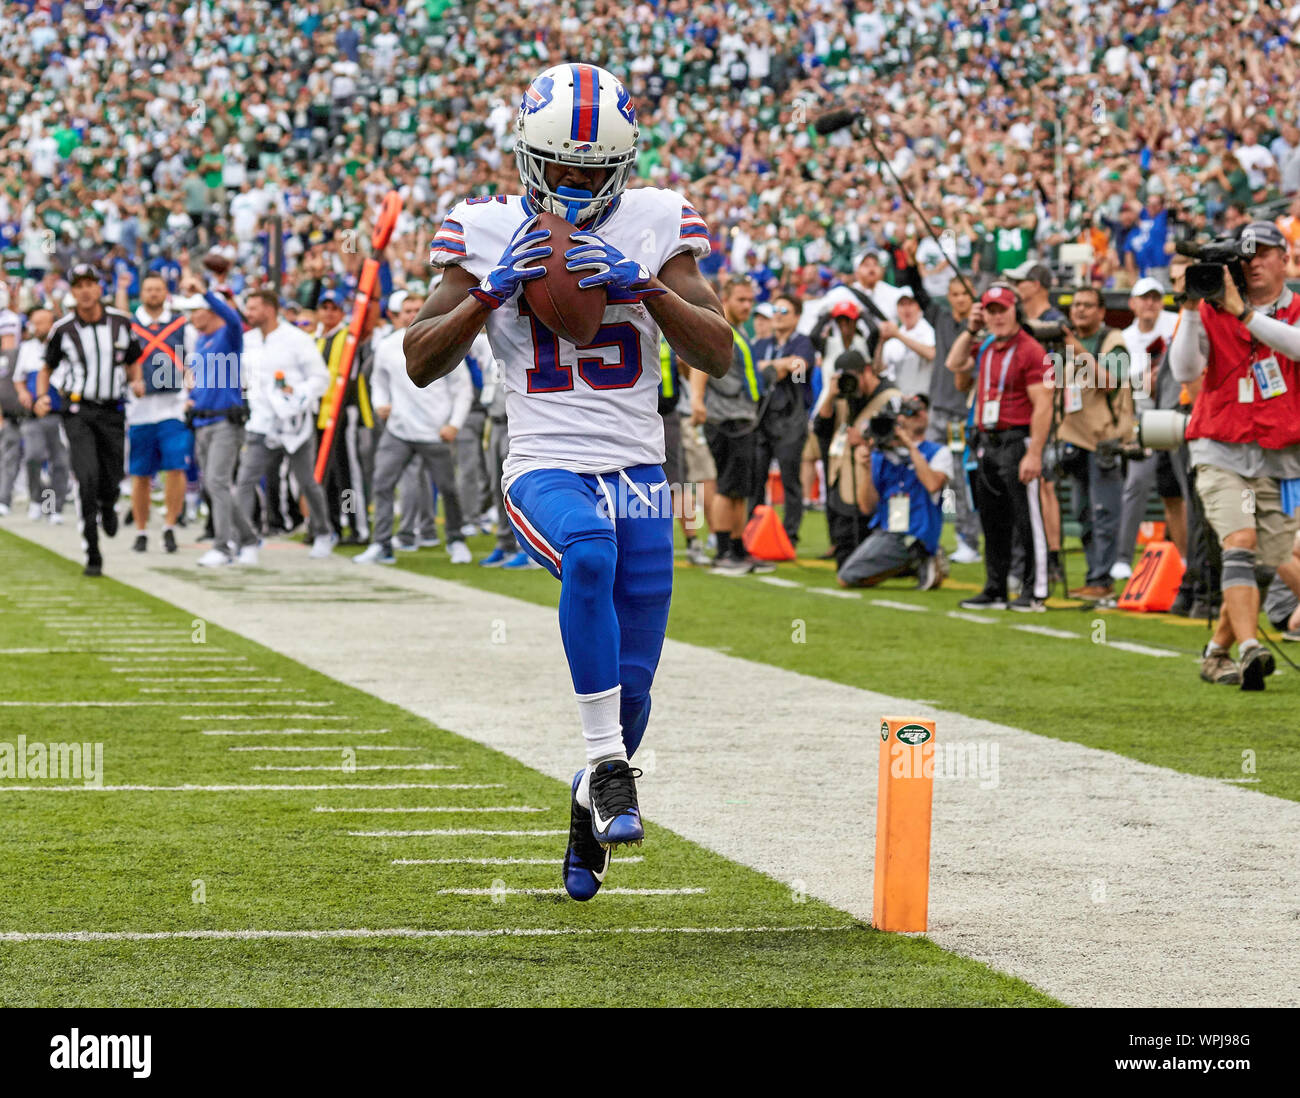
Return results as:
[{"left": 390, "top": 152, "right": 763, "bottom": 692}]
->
[{"left": 3, "top": 0, "right": 1300, "bottom": 641}]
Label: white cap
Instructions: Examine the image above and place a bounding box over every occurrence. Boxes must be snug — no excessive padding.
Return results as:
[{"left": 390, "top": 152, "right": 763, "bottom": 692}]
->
[
  {"left": 754, "top": 302, "right": 774, "bottom": 318},
  {"left": 170, "top": 294, "right": 210, "bottom": 311},
  {"left": 387, "top": 290, "right": 409, "bottom": 315},
  {"left": 1130, "top": 277, "right": 1165, "bottom": 298},
  {"left": 896, "top": 286, "right": 916, "bottom": 300}
]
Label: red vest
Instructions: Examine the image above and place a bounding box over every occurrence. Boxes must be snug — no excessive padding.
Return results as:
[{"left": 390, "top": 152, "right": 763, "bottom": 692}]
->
[{"left": 1186, "top": 297, "right": 1300, "bottom": 449}]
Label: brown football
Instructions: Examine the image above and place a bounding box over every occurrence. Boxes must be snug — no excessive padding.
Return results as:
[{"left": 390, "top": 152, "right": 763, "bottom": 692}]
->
[
  {"left": 521, "top": 211, "right": 607, "bottom": 347},
  {"left": 202, "top": 248, "right": 233, "bottom": 277}
]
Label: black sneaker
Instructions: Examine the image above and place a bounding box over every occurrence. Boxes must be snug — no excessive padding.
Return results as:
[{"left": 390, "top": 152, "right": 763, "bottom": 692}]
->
[
  {"left": 132, "top": 534, "right": 147, "bottom": 553},
  {"left": 1009, "top": 593, "right": 1047, "bottom": 613},
  {"left": 162, "top": 528, "right": 177, "bottom": 554},
  {"left": 83, "top": 558, "right": 103, "bottom": 578},
  {"left": 959, "top": 591, "right": 1008, "bottom": 610},
  {"left": 101, "top": 505, "right": 119, "bottom": 538},
  {"left": 562, "top": 770, "right": 610, "bottom": 902},
  {"left": 1239, "top": 644, "right": 1276, "bottom": 692},
  {"left": 747, "top": 555, "right": 776, "bottom": 574},
  {"left": 1168, "top": 591, "right": 1194, "bottom": 618},
  {"left": 588, "top": 758, "right": 644, "bottom": 845}
]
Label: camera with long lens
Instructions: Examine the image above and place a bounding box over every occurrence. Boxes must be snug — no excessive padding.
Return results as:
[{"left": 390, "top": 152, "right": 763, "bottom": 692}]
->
[
  {"left": 1175, "top": 235, "right": 1252, "bottom": 301},
  {"left": 1023, "top": 319, "right": 1068, "bottom": 343},
  {"left": 1135, "top": 408, "right": 1189, "bottom": 451},
  {"left": 837, "top": 371, "right": 860, "bottom": 398}
]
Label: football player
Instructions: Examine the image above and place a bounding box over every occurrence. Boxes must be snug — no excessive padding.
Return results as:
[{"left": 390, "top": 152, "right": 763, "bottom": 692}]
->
[{"left": 406, "top": 64, "right": 732, "bottom": 901}]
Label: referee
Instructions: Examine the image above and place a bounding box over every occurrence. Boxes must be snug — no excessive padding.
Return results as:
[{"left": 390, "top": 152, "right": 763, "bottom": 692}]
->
[{"left": 35, "top": 264, "right": 142, "bottom": 576}]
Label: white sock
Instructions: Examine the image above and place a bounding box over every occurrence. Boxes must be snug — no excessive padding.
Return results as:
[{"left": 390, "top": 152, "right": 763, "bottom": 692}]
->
[
  {"left": 576, "top": 685, "right": 624, "bottom": 764},
  {"left": 1239, "top": 638, "right": 1260, "bottom": 654}
]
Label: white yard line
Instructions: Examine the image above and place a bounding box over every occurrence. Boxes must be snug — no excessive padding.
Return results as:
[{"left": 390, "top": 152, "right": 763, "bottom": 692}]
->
[
  {"left": 137, "top": 688, "right": 305, "bottom": 694},
  {"left": 946, "top": 611, "right": 1000, "bottom": 625},
  {"left": 99, "top": 656, "right": 247, "bottom": 663},
  {"left": 807, "top": 588, "right": 859, "bottom": 599},
  {"left": 126, "top": 677, "right": 284, "bottom": 683},
  {"left": 0, "top": 925, "right": 845, "bottom": 943},
  {"left": 868, "top": 598, "right": 929, "bottom": 612},
  {"left": 1011, "top": 624, "right": 1080, "bottom": 640},
  {"left": 0, "top": 700, "right": 328, "bottom": 707},
  {"left": 9, "top": 518, "right": 1300, "bottom": 1008},
  {"left": 756, "top": 576, "right": 802, "bottom": 589},
  {"left": 1105, "top": 641, "right": 1183, "bottom": 659},
  {"left": 229, "top": 745, "right": 418, "bottom": 752}
]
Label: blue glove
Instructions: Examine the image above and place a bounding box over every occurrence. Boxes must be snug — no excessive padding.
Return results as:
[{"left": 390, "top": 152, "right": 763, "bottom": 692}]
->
[
  {"left": 564, "top": 232, "right": 665, "bottom": 301},
  {"left": 470, "top": 217, "right": 551, "bottom": 309}
]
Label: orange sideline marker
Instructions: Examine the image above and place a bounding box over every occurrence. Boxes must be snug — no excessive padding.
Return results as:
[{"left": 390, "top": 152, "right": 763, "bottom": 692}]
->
[{"left": 873, "top": 716, "right": 935, "bottom": 933}]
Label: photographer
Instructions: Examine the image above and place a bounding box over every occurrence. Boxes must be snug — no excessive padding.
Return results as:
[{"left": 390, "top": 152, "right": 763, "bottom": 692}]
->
[
  {"left": 812, "top": 349, "right": 901, "bottom": 568},
  {"left": 838, "top": 394, "right": 952, "bottom": 590},
  {"left": 1055, "top": 285, "right": 1133, "bottom": 601},
  {"left": 947, "top": 284, "right": 1053, "bottom": 611},
  {"left": 1170, "top": 220, "right": 1300, "bottom": 690}
]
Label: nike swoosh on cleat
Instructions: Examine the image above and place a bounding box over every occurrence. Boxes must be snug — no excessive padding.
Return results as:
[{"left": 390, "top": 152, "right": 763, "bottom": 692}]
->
[{"left": 590, "top": 802, "right": 614, "bottom": 834}]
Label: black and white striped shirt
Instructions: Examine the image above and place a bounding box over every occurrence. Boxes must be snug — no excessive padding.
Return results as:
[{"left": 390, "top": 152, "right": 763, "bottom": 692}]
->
[{"left": 44, "top": 306, "right": 141, "bottom": 404}]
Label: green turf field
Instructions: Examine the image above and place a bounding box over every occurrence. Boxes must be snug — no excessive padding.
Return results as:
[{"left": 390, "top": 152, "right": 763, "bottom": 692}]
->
[
  {"left": 375, "top": 513, "right": 1300, "bottom": 804},
  {"left": 0, "top": 529, "right": 1054, "bottom": 1007}
]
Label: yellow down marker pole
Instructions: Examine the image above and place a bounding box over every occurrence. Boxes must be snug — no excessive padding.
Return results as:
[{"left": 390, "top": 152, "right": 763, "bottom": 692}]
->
[{"left": 873, "top": 716, "right": 936, "bottom": 932}]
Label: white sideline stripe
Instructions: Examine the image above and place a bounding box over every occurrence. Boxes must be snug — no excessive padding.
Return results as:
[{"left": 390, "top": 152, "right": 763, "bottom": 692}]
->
[
  {"left": 183, "top": 714, "right": 348, "bottom": 721},
  {"left": 0, "top": 700, "right": 328, "bottom": 707},
  {"left": 393, "top": 857, "right": 644, "bottom": 866},
  {"left": 946, "top": 611, "right": 1000, "bottom": 625},
  {"left": 1222, "top": 778, "right": 1262, "bottom": 784},
  {"left": 1011, "top": 624, "right": 1079, "bottom": 640},
  {"left": 314, "top": 789, "right": 507, "bottom": 800},
  {"left": 251, "top": 764, "right": 457, "bottom": 772},
  {"left": 138, "top": 688, "right": 305, "bottom": 694},
  {"left": 0, "top": 648, "right": 82, "bottom": 655},
  {"left": 100, "top": 656, "right": 246, "bottom": 663},
  {"left": 869, "top": 598, "right": 928, "bottom": 612},
  {"left": 349, "top": 829, "right": 566, "bottom": 837},
  {"left": 111, "top": 667, "right": 247, "bottom": 674},
  {"left": 312, "top": 805, "right": 545, "bottom": 813},
  {"left": 200, "top": 727, "right": 380, "bottom": 734},
  {"left": 757, "top": 577, "right": 802, "bottom": 589},
  {"left": 126, "top": 677, "right": 283, "bottom": 683},
  {"left": 808, "top": 588, "right": 858, "bottom": 599},
  {"left": 0, "top": 925, "right": 845, "bottom": 944},
  {"left": 230, "top": 745, "right": 418, "bottom": 752},
  {"left": 437, "top": 888, "right": 706, "bottom": 896},
  {"left": 0, "top": 784, "right": 468, "bottom": 793},
  {"left": 1106, "top": 640, "right": 1182, "bottom": 659}
]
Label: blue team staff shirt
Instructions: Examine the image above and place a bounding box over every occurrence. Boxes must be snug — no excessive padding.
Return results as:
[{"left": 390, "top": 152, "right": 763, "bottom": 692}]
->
[{"left": 869, "top": 438, "right": 953, "bottom": 554}]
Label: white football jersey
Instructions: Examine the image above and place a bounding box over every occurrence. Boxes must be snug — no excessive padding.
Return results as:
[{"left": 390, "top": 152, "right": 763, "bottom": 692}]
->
[{"left": 430, "top": 188, "right": 711, "bottom": 491}]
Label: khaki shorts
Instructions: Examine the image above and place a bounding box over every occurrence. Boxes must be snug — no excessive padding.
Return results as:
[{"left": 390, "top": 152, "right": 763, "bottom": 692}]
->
[
  {"left": 1195, "top": 464, "right": 1300, "bottom": 567},
  {"left": 680, "top": 416, "right": 717, "bottom": 483},
  {"left": 801, "top": 431, "right": 821, "bottom": 462}
]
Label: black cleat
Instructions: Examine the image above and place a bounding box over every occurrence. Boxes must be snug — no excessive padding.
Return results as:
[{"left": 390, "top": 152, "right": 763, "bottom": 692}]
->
[
  {"left": 162, "top": 528, "right": 178, "bottom": 554},
  {"left": 83, "top": 559, "right": 103, "bottom": 578},
  {"left": 588, "top": 758, "right": 644, "bottom": 845},
  {"left": 101, "top": 505, "right": 119, "bottom": 538},
  {"left": 132, "top": 534, "right": 147, "bottom": 553},
  {"left": 1239, "top": 644, "right": 1275, "bottom": 692},
  {"left": 562, "top": 770, "right": 611, "bottom": 901},
  {"left": 959, "top": 591, "right": 1008, "bottom": 611}
]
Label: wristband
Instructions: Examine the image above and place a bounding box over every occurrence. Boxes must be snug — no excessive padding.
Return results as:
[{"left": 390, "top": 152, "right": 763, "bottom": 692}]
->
[{"left": 1238, "top": 308, "right": 1254, "bottom": 326}]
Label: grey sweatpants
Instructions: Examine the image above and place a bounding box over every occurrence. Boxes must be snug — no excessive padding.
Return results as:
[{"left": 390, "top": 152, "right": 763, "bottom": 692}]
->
[
  {"left": 1061, "top": 446, "right": 1125, "bottom": 587},
  {"left": 926, "top": 408, "right": 980, "bottom": 548},
  {"left": 233, "top": 432, "right": 331, "bottom": 549},
  {"left": 371, "top": 431, "right": 464, "bottom": 551},
  {"left": 397, "top": 458, "right": 438, "bottom": 543},
  {"left": 838, "top": 530, "right": 919, "bottom": 587},
  {"left": 20, "top": 416, "right": 70, "bottom": 513},
  {"left": 0, "top": 419, "right": 21, "bottom": 507},
  {"left": 194, "top": 419, "right": 244, "bottom": 553},
  {"left": 455, "top": 406, "right": 489, "bottom": 524},
  {"left": 485, "top": 416, "right": 517, "bottom": 553}
]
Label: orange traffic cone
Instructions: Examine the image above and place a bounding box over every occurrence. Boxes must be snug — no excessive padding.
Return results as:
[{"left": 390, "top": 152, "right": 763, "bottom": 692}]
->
[{"left": 743, "top": 504, "right": 796, "bottom": 561}]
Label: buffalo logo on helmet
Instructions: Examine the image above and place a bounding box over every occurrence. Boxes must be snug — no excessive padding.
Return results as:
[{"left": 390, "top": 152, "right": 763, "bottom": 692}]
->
[
  {"left": 615, "top": 81, "right": 637, "bottom": 126},
  {"left": 521, "top": 74, "right": 555, "bottom": 115}
]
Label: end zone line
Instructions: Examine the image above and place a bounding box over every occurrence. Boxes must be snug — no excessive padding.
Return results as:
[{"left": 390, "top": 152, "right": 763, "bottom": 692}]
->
[{"left": 0, "top": 925, "right": 854, "bottom": 943}]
